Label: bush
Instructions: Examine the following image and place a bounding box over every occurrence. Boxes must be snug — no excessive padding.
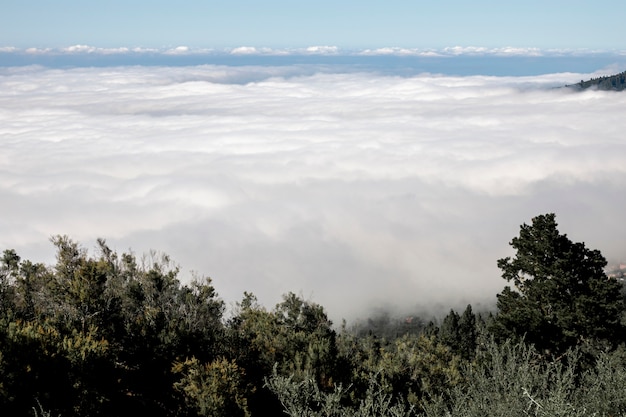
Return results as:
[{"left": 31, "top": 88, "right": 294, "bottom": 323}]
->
[{"left": 265, "top": 366, "right": 415, "bottom": 417}]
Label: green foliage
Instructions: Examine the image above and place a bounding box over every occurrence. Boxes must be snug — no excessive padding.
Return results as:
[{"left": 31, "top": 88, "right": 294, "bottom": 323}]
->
[
  {"left": 577, "top": 347, "right": 626, "bottom": 416},
  {"left": 438, "top": 310, "right": 460, "bottom": 354},
  {"left": 227, "top": 292, "right": 341, "bottom": 416},
  {"left": 374, "top": 334, "right": 462, "bottom": 409},
  {"left": 0, "top": 237, "right": 226, "bottom": 416},
  {"left": 422, "top": 337, "right": 578, "bottom": 417},
  {"left": 568, "top": 70, "right": 626, "bottom": 91},
  {"left": 173, "top": 356, "right": 250, "bottom": 417},
  {"left": 333, "top": 329, "right": 463, "bottom": 414},
  {"left": 457, "top": 305, "right": 477, "bottom": 360},
  {"left": 0, "top": 318, "right": 110, "bottom": 416},
  {"left": 265, "top": 367, "right": 416, "bottom": 417},
  {"left": 0, "top": 218, "right": 626, "bottom": 416},
  {"left": 421, "top": 338, "right": 626, "bottom": 417},
  {"left": 437, "top": 306, "right": 480, "bottom": 361},
  {"left": 493, "top": 213, "right": 623, "bottom": 354}
]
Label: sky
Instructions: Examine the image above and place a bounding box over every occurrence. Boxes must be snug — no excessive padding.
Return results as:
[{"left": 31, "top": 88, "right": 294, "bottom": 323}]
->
[
  {"left": 2, "top": 65, "right": 626, "bottom": 322},
  {"left": 2, "top": 0, "right": 626, "bottom": 50}
]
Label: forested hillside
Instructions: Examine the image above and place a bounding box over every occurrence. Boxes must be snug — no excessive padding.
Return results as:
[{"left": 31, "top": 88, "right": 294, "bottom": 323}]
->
[
  {"left": 568, "top": 70, "right": 626, "bottom": 91},
  {"left": 1, "top": 214, "right": 626, "bottom": 417}
]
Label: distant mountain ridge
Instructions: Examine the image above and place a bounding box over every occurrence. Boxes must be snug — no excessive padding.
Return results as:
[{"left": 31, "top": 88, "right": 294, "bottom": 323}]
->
[{"left": 567, "top": 70, "right": 626, "bottom": 91}]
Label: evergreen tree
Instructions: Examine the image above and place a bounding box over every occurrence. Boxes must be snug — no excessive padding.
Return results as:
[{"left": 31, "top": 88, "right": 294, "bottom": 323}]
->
[
  {"left": 492, "top": 213, "right": 623, "bottom": 354},
  {"left": 458, "top": 304, "right": 477, "bottom": 360},
  {"left": 439, "top": 309, "right": 460, "bottom": 353}
]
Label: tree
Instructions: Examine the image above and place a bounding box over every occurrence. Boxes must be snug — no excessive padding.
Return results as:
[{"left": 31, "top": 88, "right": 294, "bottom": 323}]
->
[
  {"left": 173, "top": 357, "right": 250, "bottom": 417},
  {"left": 456, "top": 305, "right": 478, "bottom": 360},
  {"left": 438, "top": 309, "right": 460, "bottom": 354},
  {"left": 226, "top": 292, "right": 341, "bottom": 416},
  {"left": 492, "top": 213, "right": 623, "bottom": 354},
  {"left": 438, "top": 305, "right": 477, "bottom": 361},
  {"left": 0, "top": 237, "right": 228, "bottom": 417}
]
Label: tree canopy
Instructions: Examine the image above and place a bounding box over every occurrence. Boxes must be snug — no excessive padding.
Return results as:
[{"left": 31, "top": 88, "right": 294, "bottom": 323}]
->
[
  {"left": 0, "top": 215, "right": 625, "bottom": 416},
  {"left": 492, "top": 213, "right": 623, "bottom": 354}
]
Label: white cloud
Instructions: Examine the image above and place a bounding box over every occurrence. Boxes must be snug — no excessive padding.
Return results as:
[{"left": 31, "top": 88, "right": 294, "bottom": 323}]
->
[
  {"left": 230, "top": 46, "right": 259, "bottom": 55},
  {"left": 4, "top": 45, "right": 626, "bottom": 59},
  {"left": 1, "top": 65, "right": 625, "bottom": 322},
  {"left": 358, "top": 47, "right": 442, "bottom": 57},
  {"left": 24, "top": 47, "right": 52, "bottom": 54},
  {"left": 63, "top": 44, "right": 97, "bottom": 53},
  {"left": 164, "top": 46, "right": 190, "bottom": 55},
  {"left": 441, "top": 46, "right": 546, "bottom": 56},
  {"left": 305, "top": 46, "right": 339, "bottom": 55}
]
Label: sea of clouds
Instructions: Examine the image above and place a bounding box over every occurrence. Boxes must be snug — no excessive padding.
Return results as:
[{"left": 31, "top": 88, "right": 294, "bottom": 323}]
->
[{"left": 1, "top": 63, "right": 625, "bottom": 322}]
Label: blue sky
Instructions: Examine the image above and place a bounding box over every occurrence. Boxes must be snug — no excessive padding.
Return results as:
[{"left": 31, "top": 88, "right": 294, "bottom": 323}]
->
[{"left": 2, "top": 0, "right": 623, "bottom": 50}]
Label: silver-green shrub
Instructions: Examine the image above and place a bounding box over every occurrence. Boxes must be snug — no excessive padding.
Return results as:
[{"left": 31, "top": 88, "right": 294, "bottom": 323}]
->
[{"left": 265, "top": 366, "right": 415, "bottom": 417}]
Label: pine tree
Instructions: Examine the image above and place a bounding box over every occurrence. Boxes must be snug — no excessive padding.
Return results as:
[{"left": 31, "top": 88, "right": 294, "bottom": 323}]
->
[{"left": 492, "top": 213, "right": 623, "bottom": 354}]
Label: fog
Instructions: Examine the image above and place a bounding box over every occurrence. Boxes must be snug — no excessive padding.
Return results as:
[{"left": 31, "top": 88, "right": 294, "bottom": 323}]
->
[{"left": 1, "top": 64, "right": 625, "bottom": 322}]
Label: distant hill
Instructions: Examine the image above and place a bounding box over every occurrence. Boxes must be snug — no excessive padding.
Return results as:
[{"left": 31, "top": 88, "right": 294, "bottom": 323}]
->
[{"left": 567, "top": 70, "right": 626, "bottom": 91}]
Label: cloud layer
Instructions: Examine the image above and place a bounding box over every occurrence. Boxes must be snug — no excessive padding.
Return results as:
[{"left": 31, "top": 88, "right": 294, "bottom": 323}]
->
[
  {"left": 1, "top": 65, "right": 625, "bottom": 321},
  {"left": 2, "top": 45, "right": 625, "bottom": 57}
]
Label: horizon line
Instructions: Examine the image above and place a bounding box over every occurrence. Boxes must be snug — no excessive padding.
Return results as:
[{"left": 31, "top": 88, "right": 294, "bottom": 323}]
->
[{"left": 2, "top": 45, "right": 625, "bottom": 58}]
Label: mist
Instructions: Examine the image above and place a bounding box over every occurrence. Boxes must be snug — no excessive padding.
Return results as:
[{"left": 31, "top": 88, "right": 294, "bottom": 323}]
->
[{"left": 2, "top": 64, "right": 625, "bottom": 322}]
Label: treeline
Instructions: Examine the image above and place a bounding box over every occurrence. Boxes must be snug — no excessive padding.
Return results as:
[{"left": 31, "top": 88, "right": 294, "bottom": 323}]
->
[
  {"left": 1, "top": 214, "right": 626, "bottom": 416},
  {"left": 568, "top": 70, "right": 626, "bottom": 91}
]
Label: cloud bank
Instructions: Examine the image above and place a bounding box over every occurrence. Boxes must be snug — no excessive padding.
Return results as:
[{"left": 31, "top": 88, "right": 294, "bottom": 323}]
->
[
  {"left": 1, "top": 65, "right": 625, "bottom": 322},
  {"left": 1, "top": 45, "right": 624, "bottom": 58}
]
